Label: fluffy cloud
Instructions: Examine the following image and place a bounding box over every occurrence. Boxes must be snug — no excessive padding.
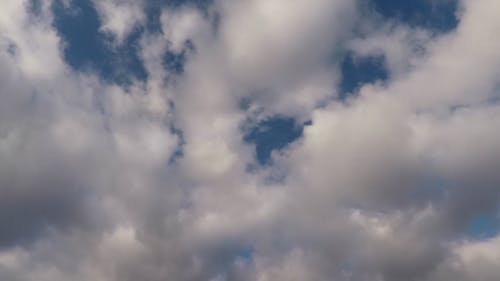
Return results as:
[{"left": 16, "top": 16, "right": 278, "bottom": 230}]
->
[
  {"left": 1, "top": 0, "right": 500, "bottom": 280},
  {"left": 93, "top": 0, "right": 145, "bottom": 44}
]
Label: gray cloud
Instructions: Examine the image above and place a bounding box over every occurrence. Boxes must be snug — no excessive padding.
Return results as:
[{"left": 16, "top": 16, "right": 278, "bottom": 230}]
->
[{"left": 1, "top": 0, "right": 500, "bottom": 280}]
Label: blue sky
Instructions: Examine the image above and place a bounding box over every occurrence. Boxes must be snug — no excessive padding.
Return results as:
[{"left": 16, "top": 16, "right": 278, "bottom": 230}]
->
[{"left": 1, "top": 1, "right": 500, "bottom": 280}]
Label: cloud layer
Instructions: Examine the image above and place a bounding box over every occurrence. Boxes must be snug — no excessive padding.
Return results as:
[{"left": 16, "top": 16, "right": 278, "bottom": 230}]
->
[{"left": 1, "top": 0, "right": 500, "bottom": 280}]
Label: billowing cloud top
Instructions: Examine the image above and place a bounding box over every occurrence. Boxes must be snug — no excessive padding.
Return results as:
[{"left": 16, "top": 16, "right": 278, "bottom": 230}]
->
[{"left": 1, "top": 0, "right": 500, "bottom": 280}]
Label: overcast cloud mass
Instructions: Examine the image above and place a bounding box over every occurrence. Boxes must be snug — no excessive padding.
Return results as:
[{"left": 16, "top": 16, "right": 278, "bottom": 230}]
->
[{"left": 1, "top": 0, "right": 500, "bottom": 280}]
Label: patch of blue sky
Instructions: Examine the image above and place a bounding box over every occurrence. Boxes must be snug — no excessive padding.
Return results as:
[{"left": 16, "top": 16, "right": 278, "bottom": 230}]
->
[
  {"left": 339, "top": 53, "right": 389, "bottom": 99},
  {"left": 28, "top": 0, "right": 43, "bottom": 15},
  {"left": 163, "top": 51, "right": 187, "bottom": 75},
  {"left": 168, "top": 126, "right": 186, "bottom": 165},
  {"left": 370, "top": 0, "right": 459, "bottom": 32},
  {"left": 157, "top": 0, "right": 214, "bottom": 10},
  {"left": 466, "top": 212, "right": 500, "bottom": 240},
  {"left": 51, "top": 0, "right": 147, "bottom": 86},
  {"left": 243, "top": 117, "right": 305, "bottom": 166},
  {"left": 206, "top": 243, "right": 254, "bottom": 277},
  {"left": 233, "top": 245, "right": 254, "bottom": 262},
  {"left": 163, "top": 40, "right": 194, "bottom": 75}
]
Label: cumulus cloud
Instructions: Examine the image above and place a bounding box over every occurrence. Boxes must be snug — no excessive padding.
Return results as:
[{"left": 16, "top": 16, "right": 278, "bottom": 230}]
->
[
  {"left": 93, "top": 0, "right": 145, "bottom": 44},
  {"left": 1, "top": 0, "right": 500, "bottom": 280}
]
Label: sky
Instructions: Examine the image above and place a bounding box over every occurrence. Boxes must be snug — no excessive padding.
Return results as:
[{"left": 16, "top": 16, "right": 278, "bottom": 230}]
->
[{"left": 1, "top": 0, "right": 500, "bottom": 280}]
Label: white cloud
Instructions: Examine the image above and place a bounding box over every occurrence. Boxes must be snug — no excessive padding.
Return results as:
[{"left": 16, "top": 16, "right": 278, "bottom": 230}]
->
[
  {"left": 161, "top": 7, "right": 206, "bottom": 53},
  {"left": 93, "top": 0, "right": 145, "bottom": 44},
  {"left": 1, "top": 0, "right": 500, "bottom": 280}
]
